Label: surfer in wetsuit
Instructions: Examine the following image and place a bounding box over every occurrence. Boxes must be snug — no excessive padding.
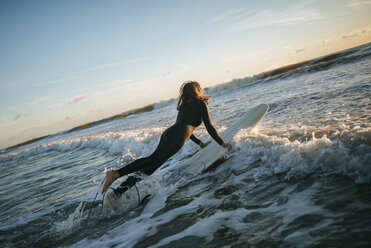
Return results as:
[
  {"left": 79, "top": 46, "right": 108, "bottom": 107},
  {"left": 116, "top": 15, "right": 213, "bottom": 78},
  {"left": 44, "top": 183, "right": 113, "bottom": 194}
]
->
[{"left": 101, "top": 81, "right": 231, "bottom": 195}]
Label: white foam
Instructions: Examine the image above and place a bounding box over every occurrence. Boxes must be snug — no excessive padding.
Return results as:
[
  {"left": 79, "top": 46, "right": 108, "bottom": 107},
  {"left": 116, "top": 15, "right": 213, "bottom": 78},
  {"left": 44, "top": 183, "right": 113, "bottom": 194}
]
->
[
  {"left": 0, "top": 127, "right": 166, "bottom": 161},
  {"left": 70, "top": 190, "right": 220, "bottom": 248},
  {"left": 53, "top": 201, "right": 85, "bottom": 234},
  {"left": 67, "top": 121, "right": 368, "bottom": 246},
  {"left": 232, "top": 125, "right": 371, "bottom": 184}
]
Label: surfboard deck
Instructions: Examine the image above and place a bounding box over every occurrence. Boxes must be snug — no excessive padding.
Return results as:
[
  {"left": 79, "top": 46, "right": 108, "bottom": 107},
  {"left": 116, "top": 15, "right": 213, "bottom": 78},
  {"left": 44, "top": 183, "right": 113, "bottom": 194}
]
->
[{"left": 166, "top": 103, "right": 269, "bottom": 185}]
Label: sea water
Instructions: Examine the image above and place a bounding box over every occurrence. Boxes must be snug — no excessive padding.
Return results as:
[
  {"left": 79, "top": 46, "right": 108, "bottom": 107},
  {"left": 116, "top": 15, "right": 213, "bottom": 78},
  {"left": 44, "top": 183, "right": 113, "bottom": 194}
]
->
[{"left": 0, "top": 43, "right": 370, "bottom": 247}]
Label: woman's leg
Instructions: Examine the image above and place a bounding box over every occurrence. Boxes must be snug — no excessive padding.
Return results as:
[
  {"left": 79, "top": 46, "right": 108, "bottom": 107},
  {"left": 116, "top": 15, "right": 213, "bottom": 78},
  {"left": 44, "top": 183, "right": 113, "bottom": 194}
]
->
[
  {"left": 101, "top": 125, "right": 186, "bottom": 194},
  {"left": 102, "top": 129, "right": 169, "bottom": 194},
  {"left": 102, "top": 156, "right": 159, "bottom": 193}
]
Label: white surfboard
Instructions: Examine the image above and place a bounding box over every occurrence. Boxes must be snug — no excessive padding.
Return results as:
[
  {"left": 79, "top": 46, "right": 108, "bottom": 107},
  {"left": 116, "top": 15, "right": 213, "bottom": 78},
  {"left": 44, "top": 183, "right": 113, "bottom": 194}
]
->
[{"left": 166, "top": 103, "right": 269, "bottom": 185}]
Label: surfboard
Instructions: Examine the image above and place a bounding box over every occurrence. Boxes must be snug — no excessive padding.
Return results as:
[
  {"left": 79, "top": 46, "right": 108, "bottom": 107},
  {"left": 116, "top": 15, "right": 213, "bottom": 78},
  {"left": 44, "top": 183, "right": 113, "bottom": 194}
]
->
[{"left": 166, "top": 103, "right": 269, "bottom": 185}]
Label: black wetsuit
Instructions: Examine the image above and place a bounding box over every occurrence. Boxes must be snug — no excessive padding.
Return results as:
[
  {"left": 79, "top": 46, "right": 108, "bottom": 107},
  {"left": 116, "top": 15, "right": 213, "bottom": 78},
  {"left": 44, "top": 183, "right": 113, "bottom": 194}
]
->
[{"left": 113, "top": 100, "right": 224, "bottom": 196}]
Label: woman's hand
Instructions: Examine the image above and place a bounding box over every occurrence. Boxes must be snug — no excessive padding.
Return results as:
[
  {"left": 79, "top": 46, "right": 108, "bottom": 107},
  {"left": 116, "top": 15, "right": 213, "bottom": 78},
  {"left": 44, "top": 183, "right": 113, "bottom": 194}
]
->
[
  {"left": 221, "top": 142, "right": 232, "bottom": 150},
  {"left": 199, "top": 141, "right": 211, "bottom": 149}
]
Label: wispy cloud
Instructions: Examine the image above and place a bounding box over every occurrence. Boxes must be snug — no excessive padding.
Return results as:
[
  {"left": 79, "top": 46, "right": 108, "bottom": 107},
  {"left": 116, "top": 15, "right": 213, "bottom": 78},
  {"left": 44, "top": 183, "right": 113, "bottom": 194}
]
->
[
  {"left": 177, "top": 64, "right": 191, "bottom": 70},
  {"left": 33, "top": 57, "right": 150, "bottom": 87},
  {"left": 342, "top": 27, "right": 371, "bottom": 39},
  {"left": 342, "top": 33, "right": 360, "bottom": 39},
  {"left": 78, "top": 57, "right": 150, "bottom": 74},
  {"left": 215, "top": 1, "right": 325, "bottom": 34},
  {"left": 33, "top": 74, "right": 82, "bottom": 87},
  {"left": 321, "top": 40, "right": 329, "bottom": 46},
  {"left": 205, "top": 8, "right": 247, "bottom": 25},
  {"left": 296, "top": 48, "right": 306, "bottom": 53},
  {"left": 228, "top": 10, "right": 323, "bottom": 33},
  {"left": 93, "top": 79, "right": 134, "bottom": 89},
  {"left": 68, "top": 95, "right": 88, "bottom": 105},
  {"left": 347, "top": 0, "right": 371, "bottom": 8},
  {"left": 14, "top": 112, "right": 26, "bottom": 121},
  {"left": 28, "top": 97, "right": 50, "bottom": 106}
]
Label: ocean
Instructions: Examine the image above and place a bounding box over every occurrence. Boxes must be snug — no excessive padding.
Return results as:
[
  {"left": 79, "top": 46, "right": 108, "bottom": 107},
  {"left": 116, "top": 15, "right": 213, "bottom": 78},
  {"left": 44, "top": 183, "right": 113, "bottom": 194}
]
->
[{"left": 0, "top": 42, "right": 370, "bottom": 248}]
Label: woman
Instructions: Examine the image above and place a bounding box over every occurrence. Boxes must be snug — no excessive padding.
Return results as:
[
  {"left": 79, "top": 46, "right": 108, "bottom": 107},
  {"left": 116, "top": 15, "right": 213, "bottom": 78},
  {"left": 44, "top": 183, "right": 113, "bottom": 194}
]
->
[{"left": 102, "top": 81, "right": 231, "bottom": 194}]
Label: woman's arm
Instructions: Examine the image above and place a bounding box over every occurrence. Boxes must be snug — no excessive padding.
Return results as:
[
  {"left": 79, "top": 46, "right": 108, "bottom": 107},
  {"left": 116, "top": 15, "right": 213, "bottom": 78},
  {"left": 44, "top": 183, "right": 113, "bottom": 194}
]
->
[
  {"left": 199, "top": 101, "right": 224, "bottom": 146},
  {"left": 190, "top": 133, "right": 202, "bottom": 145}
]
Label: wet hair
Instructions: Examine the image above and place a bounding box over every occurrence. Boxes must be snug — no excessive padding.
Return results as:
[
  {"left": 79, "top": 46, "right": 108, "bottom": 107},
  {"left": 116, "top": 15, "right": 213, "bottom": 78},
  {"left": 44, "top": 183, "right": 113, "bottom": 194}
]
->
[{"left": 177, "top": 81, "right": 210, "bottom": 110}]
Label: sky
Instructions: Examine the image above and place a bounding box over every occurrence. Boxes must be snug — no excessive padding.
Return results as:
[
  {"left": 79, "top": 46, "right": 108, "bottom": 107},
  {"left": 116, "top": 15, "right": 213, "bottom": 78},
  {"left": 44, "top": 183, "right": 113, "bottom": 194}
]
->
[{"left": 0, "top": 0, "right": 370, "bottom": 149}]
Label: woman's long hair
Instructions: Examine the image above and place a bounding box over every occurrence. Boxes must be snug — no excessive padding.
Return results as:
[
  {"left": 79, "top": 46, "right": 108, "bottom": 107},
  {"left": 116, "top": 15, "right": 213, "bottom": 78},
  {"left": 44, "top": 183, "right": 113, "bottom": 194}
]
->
[{"left": 177, "top": 81, "right": 210, "bottom": 110}]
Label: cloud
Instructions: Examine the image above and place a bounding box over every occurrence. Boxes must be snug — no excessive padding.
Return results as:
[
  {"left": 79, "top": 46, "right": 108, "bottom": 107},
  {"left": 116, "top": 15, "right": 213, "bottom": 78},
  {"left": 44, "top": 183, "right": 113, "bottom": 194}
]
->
[
  {"left": 80, "top": 57, "right": 150, "bottom": 74},
  {"left": 177, "top": 64, "right": 191, "bottom": 70},
  {"left": 321, "top": 40, "right": 329, "bottom": 46},
  {"left": 296, "top": 48, "right": 306, "bottom": 53},
  {"left": 33, "top": 57, "right": 149, "bottom": 88},
  {"left": 68, "top": 95, "right": 88, "bottom": 105},
  {"left": 217, "top": 1, "right": 325, "bottom": 34},
  {"left": 229, "top": 10, "right": 322, "bottom": 32},
  {"left": 34, "top": 75, "right": 82, "bottom": 87},
  {"left": 28, "top": 97, "right": 50, "bottom": 106},
  {"left": 347, "top": 0, "right": 371, "bottom": 8},
  {"left": 65, "top": 116, "right": 72, "bottom": 120},
  {"left": 342, "top": 33, "right": 360, "bottom": 39},
  {"left": 14, "top": 112, "right": 26, "bottom": 121},
  {"left": 94, "top": 79, "right": 134, "bottom": 89},
  {"left": 341, "top": 27, "right": 371, "bottom": 39},
  {"left": 205, "top": 8, "right": 247, "bottom": 25}
]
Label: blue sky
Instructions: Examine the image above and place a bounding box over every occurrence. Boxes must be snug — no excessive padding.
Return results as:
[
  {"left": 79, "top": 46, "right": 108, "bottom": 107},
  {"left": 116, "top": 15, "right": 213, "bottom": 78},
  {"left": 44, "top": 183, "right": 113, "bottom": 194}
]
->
[{"left": 0, "top": 0, "right": 370, "bottom": 148}]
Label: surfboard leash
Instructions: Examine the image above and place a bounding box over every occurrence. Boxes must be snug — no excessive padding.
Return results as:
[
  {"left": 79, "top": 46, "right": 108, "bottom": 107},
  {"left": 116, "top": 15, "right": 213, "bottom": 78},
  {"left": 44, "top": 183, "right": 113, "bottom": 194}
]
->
[
  {"left": 87, "top": 176, "right": 106, "bottom": 220},
  {"left": 134, "top": 184, "right": 141, "bottom": 205}
]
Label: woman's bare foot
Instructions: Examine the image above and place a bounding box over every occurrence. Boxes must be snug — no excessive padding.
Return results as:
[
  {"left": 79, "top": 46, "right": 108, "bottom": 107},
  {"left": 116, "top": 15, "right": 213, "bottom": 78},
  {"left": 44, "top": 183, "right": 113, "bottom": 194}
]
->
[{"left": 101, "top": 170, "right": 120, "bottom": 194}]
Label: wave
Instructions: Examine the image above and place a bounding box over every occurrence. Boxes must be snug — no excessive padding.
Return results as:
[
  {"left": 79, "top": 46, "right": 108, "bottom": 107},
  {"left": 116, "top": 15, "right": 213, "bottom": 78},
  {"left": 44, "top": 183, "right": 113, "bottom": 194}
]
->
[
  {"left": 231, "top": 122, "right": 371, "bottom": 184},
  {"left": 0, "top": 128, "right": 166, "bottom": 162},
  {"left": 153, "top": 98, "right": 177, "bottom": 110},
  {"left": 2, "top": 42, "right": 370, "bottom": 151},
  {"left": 2, "top": 118, "right": 370, "bottom": 185},
  {"left": 1, "top": 105, "right": 156, "bottom": 152}
]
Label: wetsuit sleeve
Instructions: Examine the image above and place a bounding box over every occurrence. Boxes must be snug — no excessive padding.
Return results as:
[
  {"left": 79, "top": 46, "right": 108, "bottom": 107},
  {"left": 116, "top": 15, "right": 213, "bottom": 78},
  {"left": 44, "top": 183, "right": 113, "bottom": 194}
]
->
[
  {"left": 190, "top": 133, "right": 202, "bottom": 145},
  {"left": 199, "top": 101, "right": 224, "bottom": 146}
]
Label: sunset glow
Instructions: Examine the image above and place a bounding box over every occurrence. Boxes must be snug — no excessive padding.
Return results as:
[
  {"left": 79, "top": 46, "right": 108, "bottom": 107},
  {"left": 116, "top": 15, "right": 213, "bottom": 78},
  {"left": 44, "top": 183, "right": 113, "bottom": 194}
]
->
[{"left": 0, "top": 0, "right": 370, "bottom": 149}]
